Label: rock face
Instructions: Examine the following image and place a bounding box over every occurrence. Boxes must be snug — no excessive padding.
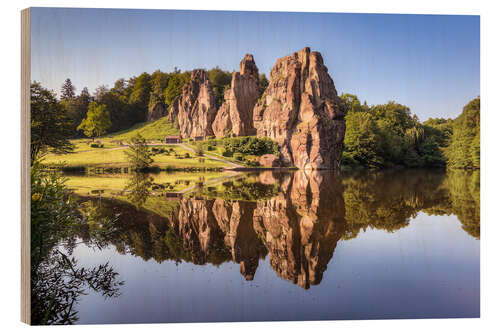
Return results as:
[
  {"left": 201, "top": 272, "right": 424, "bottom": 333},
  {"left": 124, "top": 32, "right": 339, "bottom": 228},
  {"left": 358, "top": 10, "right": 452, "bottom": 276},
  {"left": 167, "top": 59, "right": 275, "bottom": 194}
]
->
[
  {"left": 212, "top": 54, "right": 260, "bottom": 138},
  {"left": 253, "top": 47, "right": 346, "bottom": 170},
  {"left": 259, "top": 154, "right": 280, "bottom": 167},
  {"left": 147, "top": 102, "right": 167, "bottom": 121},
  {"left": 175, "top": 69, "right": 217, "bottom": 138}
]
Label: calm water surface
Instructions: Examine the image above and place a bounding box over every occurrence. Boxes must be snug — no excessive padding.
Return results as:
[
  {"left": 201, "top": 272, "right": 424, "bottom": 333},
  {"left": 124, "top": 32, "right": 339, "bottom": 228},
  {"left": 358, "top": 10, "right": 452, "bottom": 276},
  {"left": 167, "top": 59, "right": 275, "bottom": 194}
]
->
[{"left": 47, "top": 169, "right": 480, "bottom": 323}]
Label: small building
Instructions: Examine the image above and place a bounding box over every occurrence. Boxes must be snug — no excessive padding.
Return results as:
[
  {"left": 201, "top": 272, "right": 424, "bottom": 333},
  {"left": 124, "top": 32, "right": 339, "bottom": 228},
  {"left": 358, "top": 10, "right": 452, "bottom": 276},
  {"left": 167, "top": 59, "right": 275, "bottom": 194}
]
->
[
  {"left": 165, "top": 192, "right": 182, "bottom": 201},
  {"left": 194, "top": 136, "right": 204, "bottom": 141},
  {"left": 164, "top": 136, "right": 181, "bottom": 144}
]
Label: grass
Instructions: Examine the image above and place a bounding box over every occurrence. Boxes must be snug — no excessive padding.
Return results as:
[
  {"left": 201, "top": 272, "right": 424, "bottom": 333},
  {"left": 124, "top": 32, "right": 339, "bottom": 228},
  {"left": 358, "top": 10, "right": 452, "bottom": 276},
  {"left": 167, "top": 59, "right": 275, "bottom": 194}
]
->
[
  {"left": 106, "top": 117, "right": 179, "bottom": 141},
  {"left": 184, "top": 139, "right": 261, "bottom": 167},
  {"left": 43, "top": 144, "right": 229, "bottom": 168}
]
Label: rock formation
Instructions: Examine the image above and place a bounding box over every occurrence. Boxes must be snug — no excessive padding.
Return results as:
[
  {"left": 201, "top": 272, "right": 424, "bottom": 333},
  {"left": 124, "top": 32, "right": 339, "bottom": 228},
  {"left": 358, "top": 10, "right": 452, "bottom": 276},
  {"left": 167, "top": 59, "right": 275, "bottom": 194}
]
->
[
  {"left": 259, "top": 154, "right": 280, "bottom": 167},
  {"left": 174, "top": 69, "right": 217, "bottom": 138},
  {"left": 147, "top": 102, "right": 167, "bottom": 122},
  {"left": 253, "top": 47, "right": 346, "bottom": 170},
  {"left": 212, "top": 54, "right": 260, "bottom": 138}
]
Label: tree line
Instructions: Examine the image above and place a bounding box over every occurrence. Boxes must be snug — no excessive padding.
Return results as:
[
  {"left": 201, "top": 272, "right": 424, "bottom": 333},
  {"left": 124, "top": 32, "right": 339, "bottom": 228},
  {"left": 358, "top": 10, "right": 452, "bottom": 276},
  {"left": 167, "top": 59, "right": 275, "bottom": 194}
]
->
[
  {"left": 340, "top": 94, "right": 480, "bottom": 170},
  {"left": 31, "top": 75, "right": 479, "bottom": 171}
]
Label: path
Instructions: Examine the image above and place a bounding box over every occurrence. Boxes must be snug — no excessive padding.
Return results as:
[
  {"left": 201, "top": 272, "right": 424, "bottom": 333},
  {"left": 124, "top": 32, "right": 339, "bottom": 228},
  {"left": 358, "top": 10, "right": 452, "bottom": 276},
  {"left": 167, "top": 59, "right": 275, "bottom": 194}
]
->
[{"left": 177, "top": 143, "right": 244, "bottom": 168}]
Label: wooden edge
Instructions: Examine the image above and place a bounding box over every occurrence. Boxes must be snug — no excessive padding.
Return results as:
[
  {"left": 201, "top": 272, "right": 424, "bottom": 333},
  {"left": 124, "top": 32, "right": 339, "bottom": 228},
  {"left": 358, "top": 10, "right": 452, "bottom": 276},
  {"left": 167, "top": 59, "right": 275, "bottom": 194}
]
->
[{"left": 21, "top": 7, "right": 31, "bottom": 325}]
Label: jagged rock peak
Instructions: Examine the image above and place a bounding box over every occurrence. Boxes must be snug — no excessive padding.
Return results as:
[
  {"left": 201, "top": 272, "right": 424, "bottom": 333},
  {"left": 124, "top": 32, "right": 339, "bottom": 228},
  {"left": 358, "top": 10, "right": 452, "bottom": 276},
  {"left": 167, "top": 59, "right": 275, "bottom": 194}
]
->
[
  {"left": 239, "top": 54, "right": 258, "bottom": 77},
  {"left": 253, "top": 47, "right": 346, "bottom": 170},
  {"left": 212, "top": 54, "right": 260, "bottom": 138},
  {"left": 176, "top": 69, "right": 217, "bottom": 138}
]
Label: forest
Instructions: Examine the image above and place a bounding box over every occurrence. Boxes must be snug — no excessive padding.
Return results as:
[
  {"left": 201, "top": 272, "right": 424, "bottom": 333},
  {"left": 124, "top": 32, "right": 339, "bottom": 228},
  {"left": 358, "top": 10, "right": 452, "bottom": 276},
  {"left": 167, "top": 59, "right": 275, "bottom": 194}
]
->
[
  {"left": 31, "top": 68, "right": 479, "bottom": 171},
  {"left": 340, "top": 94, "right": 480, "bottom": 170}
]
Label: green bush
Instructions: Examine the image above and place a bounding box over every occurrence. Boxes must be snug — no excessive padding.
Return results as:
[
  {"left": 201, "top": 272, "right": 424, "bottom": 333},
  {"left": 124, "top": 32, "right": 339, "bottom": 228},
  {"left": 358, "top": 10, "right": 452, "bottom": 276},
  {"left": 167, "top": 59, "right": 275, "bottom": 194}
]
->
[
  {"left": 90, "top": 143, "right": 104, "bottom": 148},
  {"left": 207, "top": 145, "right": 216, "bottom": 151},
  {"left": 221, "top": 136, "right": 279, "bottom": 156},
  {"left": 234, "top": 153, "right": 244, "bottom": 161},
  {"left": 222, "top": 150, "right": 233, "bottom": 157},
  {"left": 184, "top": 152, "right": 191, "bottom": 158}
]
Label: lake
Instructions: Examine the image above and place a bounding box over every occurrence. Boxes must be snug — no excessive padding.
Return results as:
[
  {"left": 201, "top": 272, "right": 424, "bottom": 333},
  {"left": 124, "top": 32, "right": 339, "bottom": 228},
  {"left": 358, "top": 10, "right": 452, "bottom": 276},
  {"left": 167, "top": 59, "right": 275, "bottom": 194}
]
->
[{"left": 40, "top": 169, "right": 480, "bottom": 323}]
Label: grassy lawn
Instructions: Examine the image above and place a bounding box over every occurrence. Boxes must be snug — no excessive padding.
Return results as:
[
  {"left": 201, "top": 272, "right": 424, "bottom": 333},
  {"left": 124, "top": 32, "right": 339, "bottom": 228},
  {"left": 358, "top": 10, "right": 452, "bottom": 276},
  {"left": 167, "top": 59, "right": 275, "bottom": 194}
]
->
[
  {"left": 70, "top": 138, "right": 122, "bottom": 152},
  {"left": 185, "top": 139, "right": 261, "bottom": 166},
  {"left": 43, "top": 144, "right": 229, "bottom": 168}
]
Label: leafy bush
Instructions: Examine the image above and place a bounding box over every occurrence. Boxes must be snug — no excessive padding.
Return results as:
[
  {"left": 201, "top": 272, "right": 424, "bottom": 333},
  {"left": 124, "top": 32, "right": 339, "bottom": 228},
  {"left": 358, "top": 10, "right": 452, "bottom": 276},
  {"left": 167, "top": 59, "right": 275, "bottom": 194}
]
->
[
  {"left": 222, "top": 136, "right": 279, "bottom": 156},
  {"left": 184, "top": 152, "right": 191, "bottom": 158},
  {"left": 90, "top": 143, "right": 104, "bottom": 148},
  {"left": 207, "top": 145, "right": 216, "bottom": 151},
  {"left": 222, "top": 150, "right": 233, "bottom": 157},
  {"left": 234, "top": 153, "right": 244, "bottom": 161}
]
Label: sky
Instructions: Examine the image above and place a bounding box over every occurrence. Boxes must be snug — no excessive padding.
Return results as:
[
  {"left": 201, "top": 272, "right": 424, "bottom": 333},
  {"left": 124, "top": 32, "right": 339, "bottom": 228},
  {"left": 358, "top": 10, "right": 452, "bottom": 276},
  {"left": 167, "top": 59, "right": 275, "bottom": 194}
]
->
[{"left": 30, "top": 7, "right": 479, "bottom": 120}]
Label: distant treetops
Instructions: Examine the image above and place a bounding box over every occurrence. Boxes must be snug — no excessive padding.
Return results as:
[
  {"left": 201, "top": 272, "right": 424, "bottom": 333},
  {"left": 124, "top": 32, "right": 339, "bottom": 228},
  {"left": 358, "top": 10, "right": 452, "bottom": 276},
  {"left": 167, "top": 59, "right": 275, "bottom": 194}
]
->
[{"left": 340, "top": 94, "right": 479, "bottom": 170}]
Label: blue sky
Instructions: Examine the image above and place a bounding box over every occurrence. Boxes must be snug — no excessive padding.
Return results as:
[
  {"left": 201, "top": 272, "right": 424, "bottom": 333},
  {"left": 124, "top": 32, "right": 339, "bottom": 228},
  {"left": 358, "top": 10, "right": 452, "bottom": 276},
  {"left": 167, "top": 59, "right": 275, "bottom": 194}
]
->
[{"left": 30, "top": 8, "right": 479, "bottom": 120}]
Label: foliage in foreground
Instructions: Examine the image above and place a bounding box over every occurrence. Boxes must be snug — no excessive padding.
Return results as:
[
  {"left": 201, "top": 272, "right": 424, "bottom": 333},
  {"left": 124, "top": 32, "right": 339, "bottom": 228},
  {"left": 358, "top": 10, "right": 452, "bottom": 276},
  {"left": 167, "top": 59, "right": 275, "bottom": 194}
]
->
[
  {"left": 31, "top": 82, "right": 74, "bottom": 162},
  {"left": 30, "top": 160, "right": 123, "bottom": 325}
]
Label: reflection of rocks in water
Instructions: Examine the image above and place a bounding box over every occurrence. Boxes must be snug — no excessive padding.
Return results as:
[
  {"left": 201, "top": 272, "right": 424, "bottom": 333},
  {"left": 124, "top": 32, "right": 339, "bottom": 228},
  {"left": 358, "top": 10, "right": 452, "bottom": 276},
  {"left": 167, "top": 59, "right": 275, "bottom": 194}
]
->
[
  {"left": 212, "top": 200, "right": 267, "bottom": 280},
  {"left": 253, "top": 171, "right": 346, "bottom": 289},
  {"left": 75, "top": 168, "right": 479, "bottom": 292}
]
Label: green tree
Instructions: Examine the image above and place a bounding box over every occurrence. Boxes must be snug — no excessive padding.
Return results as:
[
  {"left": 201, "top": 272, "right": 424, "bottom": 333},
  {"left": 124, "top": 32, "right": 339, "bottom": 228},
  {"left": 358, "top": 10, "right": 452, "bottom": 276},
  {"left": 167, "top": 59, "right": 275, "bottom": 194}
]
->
[
  {"left": 77, "top": 102, "right": 112, "bottom": 140},
  {"left": 125, "top": 134, "right": 153, "bottom": 171},
  {"left": 340, "top": 93, "right": 362, "bottom": 114},
  {"left": 446, "top": 97, "right": 480, "bottom": 169},
  {"left": 195, "top": 142, "right": 204, "bottom": 156},
  {"left": 31, "top": 82, "right": 74, "bottom": 162},
  {"left": 60, "top": 78, "right": 76, "bottom": 101},
  {"left": 258, "top": 74, "right": 269, "bottom": 96},
  {"left": 207, "top": 67, "right": 232, "bottom": 108},
  {"left": 62, "top": 86, "right": 93, "bottom": 136},
  {"left": 148, "top": 70, "right": 170, "bottom": 109},
  {"left": 342, "top": 111, "right": 384, "bottom": 168},
  {"left": 164, "top": 71, "right": 191, "bottom": 108}
]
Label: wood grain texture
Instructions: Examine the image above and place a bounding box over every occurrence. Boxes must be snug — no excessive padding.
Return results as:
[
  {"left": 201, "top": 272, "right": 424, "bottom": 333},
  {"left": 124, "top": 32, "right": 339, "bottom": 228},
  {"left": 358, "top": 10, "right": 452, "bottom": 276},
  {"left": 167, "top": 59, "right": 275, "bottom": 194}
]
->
[{"left": 21, "top": 7, "right": 31, "bottom": 325}]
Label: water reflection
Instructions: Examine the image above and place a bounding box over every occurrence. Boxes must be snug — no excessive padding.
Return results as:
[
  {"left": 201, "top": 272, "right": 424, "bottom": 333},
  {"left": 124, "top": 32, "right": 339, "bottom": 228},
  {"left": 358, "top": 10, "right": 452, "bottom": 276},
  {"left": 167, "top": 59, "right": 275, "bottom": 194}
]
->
[{"left": 71, "top": 169, "right": 479, "bottom": 291}]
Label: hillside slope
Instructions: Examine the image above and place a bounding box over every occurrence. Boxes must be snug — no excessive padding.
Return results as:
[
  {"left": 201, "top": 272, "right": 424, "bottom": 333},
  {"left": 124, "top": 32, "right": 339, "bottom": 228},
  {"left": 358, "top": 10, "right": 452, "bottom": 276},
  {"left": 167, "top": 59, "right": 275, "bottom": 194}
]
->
[{"left": 107, "top": 116, "right": 179, "bottom": 141}]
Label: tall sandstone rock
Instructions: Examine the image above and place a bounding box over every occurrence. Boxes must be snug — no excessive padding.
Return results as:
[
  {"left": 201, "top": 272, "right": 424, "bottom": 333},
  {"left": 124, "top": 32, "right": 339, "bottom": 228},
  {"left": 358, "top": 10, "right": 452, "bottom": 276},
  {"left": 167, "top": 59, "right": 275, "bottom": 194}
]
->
[
  {"left": 253, "top": 47, "right": 346, "bottom": 170},
  {"left": 212, "top": 54, "right": 260, "bottom": 138},
  {"left": 173, "top": 69, "right": 217, "bottom": 138}
]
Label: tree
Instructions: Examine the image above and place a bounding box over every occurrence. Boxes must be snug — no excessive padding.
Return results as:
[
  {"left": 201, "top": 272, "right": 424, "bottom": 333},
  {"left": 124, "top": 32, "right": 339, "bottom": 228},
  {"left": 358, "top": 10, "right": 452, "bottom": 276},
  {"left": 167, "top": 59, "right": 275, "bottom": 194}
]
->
[
  {"left": 31, "top": 82, "right": 74, "bottom": 162},
  {"left": 125, "top": 134, "right": 153, "bottom": 171},
  {"left": 77, "top": 102, "right": 111, "bottom": 140},
  {"left": 148, "top": 70, "right": 170, "bottom": 109},
  {"left": 446, "top": 97, "right": 480, "bottom": 169},
  {"left": 343, "top": 111, "right": 384, "bottom": 168},
  {"left": 340, "top": 93, "right": 362, "bottom": 114},
  {"left": 195, "top": 142, "right": 204, "bottom": 156},
  {"left": 207, "top": 67, "right": 232, "bottom": 108},
  {"left": 60, "top": 78, "right": 76, "bottom": 101},
  {"left": 258, "top": 74, "right": 269, "bottom": 96},
  {"left": 62, "top": 87, "right": 93, "bottom": 136},
  {"left": 164, "top": 71, "right": 190, "bottom": 108}
]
